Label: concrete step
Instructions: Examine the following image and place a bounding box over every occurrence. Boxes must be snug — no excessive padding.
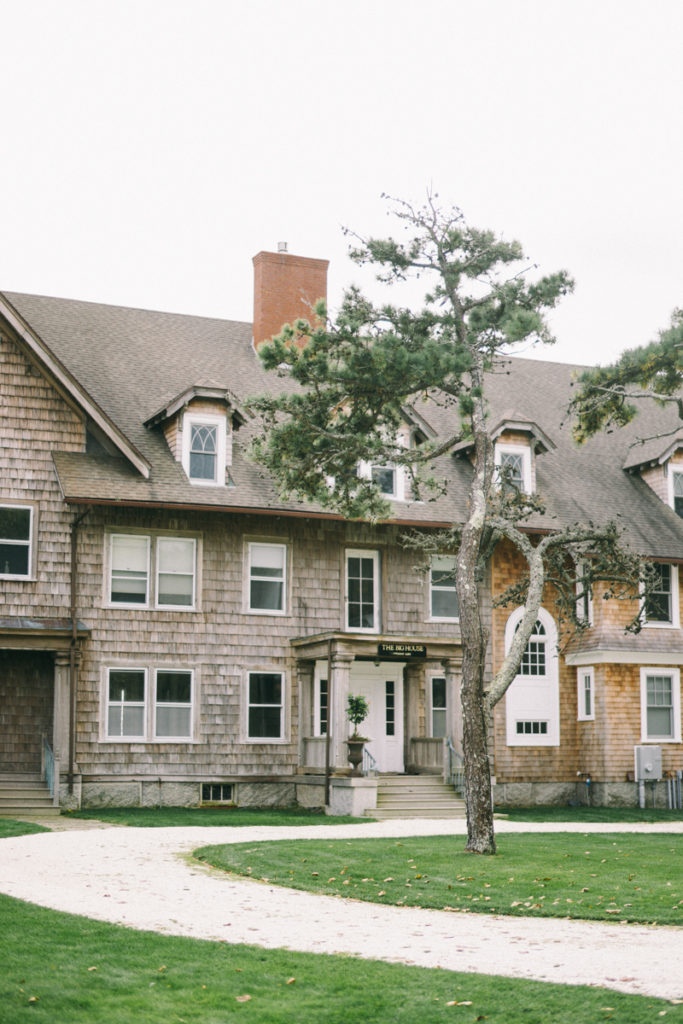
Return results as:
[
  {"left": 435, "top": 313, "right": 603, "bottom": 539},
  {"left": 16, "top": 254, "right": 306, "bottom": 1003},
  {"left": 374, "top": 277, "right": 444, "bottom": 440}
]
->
[
  {"left": 372, "top": 774, "right": 466, "bottom": 820},
  {"left": 0, "top": 775, "right": 56, "bottom": 814}
]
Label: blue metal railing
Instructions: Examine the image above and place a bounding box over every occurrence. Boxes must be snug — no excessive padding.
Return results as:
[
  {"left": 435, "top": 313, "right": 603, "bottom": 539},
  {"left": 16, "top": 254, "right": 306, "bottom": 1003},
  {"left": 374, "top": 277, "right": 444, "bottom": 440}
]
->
[
  {"left": 362, "top": 746, "right": 379, "bottom": 777},
  {"left": 446, "top": 737, "right": 464, "bottom": 795},
  {"left": 42, "top": 734, "right": 55, "bottom": 798}
]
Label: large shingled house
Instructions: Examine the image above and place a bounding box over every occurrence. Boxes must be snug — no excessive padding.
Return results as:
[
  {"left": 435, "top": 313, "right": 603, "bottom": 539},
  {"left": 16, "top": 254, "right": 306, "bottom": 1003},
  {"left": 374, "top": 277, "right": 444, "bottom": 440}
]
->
[{"left": 1, "top": 249, "right": 682, "bottom": 815}]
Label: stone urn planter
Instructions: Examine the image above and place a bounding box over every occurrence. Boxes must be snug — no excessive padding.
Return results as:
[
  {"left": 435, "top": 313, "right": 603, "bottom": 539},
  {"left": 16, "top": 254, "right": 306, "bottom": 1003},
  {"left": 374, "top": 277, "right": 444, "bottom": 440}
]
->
[{"left": 346, "top": 694, "right": 370, "bottom": 777}]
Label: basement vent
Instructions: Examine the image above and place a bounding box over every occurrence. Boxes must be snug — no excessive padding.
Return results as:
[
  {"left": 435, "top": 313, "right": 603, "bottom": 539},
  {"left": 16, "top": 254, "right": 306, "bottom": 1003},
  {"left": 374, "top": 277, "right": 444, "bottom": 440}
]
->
[{"left": 201, "top": 782, "right": 234, "bottom": 804}]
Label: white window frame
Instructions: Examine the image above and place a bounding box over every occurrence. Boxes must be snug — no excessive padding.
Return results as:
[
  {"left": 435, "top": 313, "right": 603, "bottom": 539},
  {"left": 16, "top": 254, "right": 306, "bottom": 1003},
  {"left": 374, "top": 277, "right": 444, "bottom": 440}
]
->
[
  {"left": 575, "top": 561, "right": 594, "bottom": 627},
  {"left": 0, "top": 502, "right": 34, "bottom": 580},
  {"left": 429, "top": 674, "right": 448, "bottom": 738},
  {"left": 667, "top": 465, "right": 683, "bottom": 517},
  {"left": 504, "top": 606, "right": 560, "bottom": 746},
  {"left": 640, "top": 667, "right": 681, "bottom": 743},
  {"left": 345, "top": 548, "right": 381, "bottom": 633},
  {"left": 156, "top": 537, "right": 197, "bottom": 610},
  {"left": 642, "top": 563, "right": 679, "bottom": 629},
  {"left": 495, "top": 443, "right": 532, "bottom": 494},
  {"left": 247, "top": 541, "right": 288, "bottom": 615},
  {"left": 359, "top": 460, "right": 407, "bottom": 501},
  {"left": 106, "top": 531, "right": 199, "bottom": 611},
  {"left": 181, "top": 411, "right": 227, "bottom": 487},
  {"left": 109, "top": 534, "right": 151, "bottom": 608},
  {"left": 245, "top": 670, "right": 286, "bottom": 743},
  {"left": 577, "top": 666, "right": 595, "bottom": 721},
  {"left": 103, "top": 665, "right": 198, "bottom": 742},
  {"left": 105, "top": 667, "right": 147, "bottom": 741},
  {"left": 153, "top": 668, "right": 194, "bottom": 741},
  {"left": 429, "top": 555, "right": 459, "bottom": 622}
]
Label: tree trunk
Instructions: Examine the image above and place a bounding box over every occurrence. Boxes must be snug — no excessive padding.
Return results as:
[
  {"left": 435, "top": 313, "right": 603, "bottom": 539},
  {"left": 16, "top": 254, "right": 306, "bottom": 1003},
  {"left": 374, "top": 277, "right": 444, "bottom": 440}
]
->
[{"left": 456, "top": 386, "right": 496, "bottom": 855}]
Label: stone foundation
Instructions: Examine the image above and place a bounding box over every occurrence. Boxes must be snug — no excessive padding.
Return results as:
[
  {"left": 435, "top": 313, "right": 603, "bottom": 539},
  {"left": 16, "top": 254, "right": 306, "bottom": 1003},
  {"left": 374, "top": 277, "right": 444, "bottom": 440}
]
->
[
  {"left": 492, "top": 779, "right": 673, "bottom": 808},
  {"left": 326, "top": 776, "right": 377, "bottom": 816}
]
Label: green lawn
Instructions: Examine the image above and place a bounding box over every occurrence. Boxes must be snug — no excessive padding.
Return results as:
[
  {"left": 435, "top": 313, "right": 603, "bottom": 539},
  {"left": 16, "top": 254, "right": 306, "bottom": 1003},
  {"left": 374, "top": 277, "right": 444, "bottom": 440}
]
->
[
  {"left": 196, "top": 832, "right": 683, "bottom": 925},
  {"left": 67, "top": 806, "right": 369, "bottom": 827},
  {"left": 0, "top": 894, "right": 678, "bottom": 1024},
  {"left": 0, "top": 818, "right": 49, "bottom": 839},
  {"left": 497, "top": 805, "right": 683, "bottom": 823}
]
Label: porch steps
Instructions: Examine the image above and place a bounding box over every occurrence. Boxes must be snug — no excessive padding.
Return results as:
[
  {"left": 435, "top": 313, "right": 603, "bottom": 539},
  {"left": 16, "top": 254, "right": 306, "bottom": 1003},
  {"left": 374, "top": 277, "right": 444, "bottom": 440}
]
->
[
  {"left": 371, "top": 774, "right": 466, "bottom": 820},
  {"left": 0, "top": 772, "right": 58, "bottom": 816}
]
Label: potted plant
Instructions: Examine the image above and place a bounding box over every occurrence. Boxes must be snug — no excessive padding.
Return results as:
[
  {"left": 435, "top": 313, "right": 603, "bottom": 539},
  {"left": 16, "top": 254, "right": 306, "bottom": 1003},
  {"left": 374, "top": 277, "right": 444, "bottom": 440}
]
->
[{"left": 346, "top": 694, "right": 370, "bottom": 776}]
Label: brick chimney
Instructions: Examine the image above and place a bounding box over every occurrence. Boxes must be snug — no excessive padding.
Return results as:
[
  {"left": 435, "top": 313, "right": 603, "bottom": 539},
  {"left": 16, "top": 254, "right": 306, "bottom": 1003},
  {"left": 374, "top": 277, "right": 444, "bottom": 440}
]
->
[{"left": 252, "top": 246, "right": 329, "bottom": 351}]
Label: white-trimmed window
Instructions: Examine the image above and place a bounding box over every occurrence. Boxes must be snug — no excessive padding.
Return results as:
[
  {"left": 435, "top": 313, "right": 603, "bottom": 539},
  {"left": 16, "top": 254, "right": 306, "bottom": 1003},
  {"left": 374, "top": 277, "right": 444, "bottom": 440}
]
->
[
  {"left": 643, "top": 563, "right": 679, "bottom": 627},
  {"left": 0, "top": 503, "right": 33, "bottom": 578},
  {"left": 105, "top": 666, "right": 195, "bottom": 741},
  {"left": 668, "top": 468, "right": 683, "bottom": 518},
  {"left": 157, "top": 538, "right": 196, "bottom": 608},
  {"left": 505, "top": 607, "right": 559, "bottom": 746},
  {"left": 108, "top": 533, "right": 197, "bottom": 610},
  {"left": 577, "top": 666, "right": 595, "bottom": 721},
  {"left": 110, "top": 535, "right": 150, "bottom": 606},
  {"left": 495, "top": 444, "right": 532, "bottom": 494},
  {"left": 247, "top": 671, "right": 285, "bottom": 740},
  {"left": 154, "top": 669, "right": 193, "bottom": 739},
  {"left": 575, "top": 561, "right": 594, "bottom": 627},
  {"left": 430, "top": 555, "right": 458, "bottom": 620},
  {"left": 248, "top": 542, "right": 287, "bottom": 613},
  {"left": 107, "top": 668, "right": 147, "bottom": 739},
  {"left": 430, "top": 676, "right": 447, "bottom": 738},
  {"left": 345, "top": 549, "right": 380, "bottom": 632},
  {"left": 640, "top": 668, "right": 681, "bottom": 742},
  {"left": 182, "top": 412, "right": 226, "bottom": 486}
]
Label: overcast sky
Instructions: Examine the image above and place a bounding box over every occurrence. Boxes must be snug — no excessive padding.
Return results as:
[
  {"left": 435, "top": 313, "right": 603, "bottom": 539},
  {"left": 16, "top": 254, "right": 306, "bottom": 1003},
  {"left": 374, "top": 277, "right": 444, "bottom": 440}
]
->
[{"left": 2, "top": 0, "right": 682, "bottom": 367}]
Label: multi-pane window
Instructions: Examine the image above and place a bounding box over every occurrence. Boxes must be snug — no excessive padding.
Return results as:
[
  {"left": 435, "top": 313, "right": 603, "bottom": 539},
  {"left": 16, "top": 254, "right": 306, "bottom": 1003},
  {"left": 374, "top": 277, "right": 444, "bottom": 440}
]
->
[
  {"left": 189, "top": 423, "right": 218, "bottom": 481},
  {"left": 346, "top": 550, "right": 379, "bottom": 632},
  {"left": 107, "top": 669, "right": 146, "bottom": 738},
  {"left": 248, "top": 543, "right": 286, "bottom": 613},
  {"left": 672, "top": 472, "right": 683, "bottom": 518},
  {"left": 519, "top": 620, "right": 546, "bottom": 675},
  {"left": 248, "top": 672, "right": 284, "bottom": 739},
  {"left": 431, "top": 676, "right": 447, "bottom": 738},
  {"left": 0, "top": 504, "right": 32, "bottom": 578},
  {"left": 371, "top": 465, "right": 397, "bottom": 497},
  {"left": 106, "top": 667, "right": 194, "bottom": 741},
  {"left": 644, "top": 673, "right": 675, "bottom": 739},
  {"left": 157, "top": 538, "right": 196, "bottom": 607},
  {"left": 385, "top": 680, "right": 396, "bottom": 736},
  {"left": 577, "top": 667, "right": 595, "bottom": 721},
  {"left": 155, "top": 670, "right": 193, "bottom": 738},
  {"left": 495, "top": 445, "right": 531, "bottom": 494},
  {"left": 430, "top": 555, "right": 458, "bottom": 620},
  {"left": 110, "top": 535, "right": 150, "bottom": 605},
  {"left": 516, "top": 720, "right": 548, "bottom": 736},
  {"left": 182, "top": 412, "right": 226, "bottom": 486},
  {"left": 109, "top": 533, "right": 197, "bottom": 609},
  {"left": 644, "top": 563, "right": 676, "bottom": 625},
  {"left": 318, "top": 677, "right": 328, "bottom": 736}
]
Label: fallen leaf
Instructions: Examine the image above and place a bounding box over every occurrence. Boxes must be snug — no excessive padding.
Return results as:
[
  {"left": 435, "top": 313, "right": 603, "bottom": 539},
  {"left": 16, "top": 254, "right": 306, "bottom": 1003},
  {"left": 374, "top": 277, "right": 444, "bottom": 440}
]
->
[
  {"left": 28, "top": 996, "right": 39, "bottom": 1004},
  {"left": 87, "top": 966, "right": 98, "bottom": 972},
  {"left": 235, "top": 994, "right": 252, "bottom": 1002},
  {"left": 286, "top": 977, "right": 296, "bottom": 985}
]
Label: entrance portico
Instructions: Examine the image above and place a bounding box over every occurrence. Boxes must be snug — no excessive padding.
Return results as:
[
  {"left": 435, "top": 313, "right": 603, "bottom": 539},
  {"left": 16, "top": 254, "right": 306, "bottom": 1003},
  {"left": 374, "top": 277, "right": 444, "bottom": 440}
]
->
[{"left": 293, "top": 632, "right": 462, "bottom": 777}]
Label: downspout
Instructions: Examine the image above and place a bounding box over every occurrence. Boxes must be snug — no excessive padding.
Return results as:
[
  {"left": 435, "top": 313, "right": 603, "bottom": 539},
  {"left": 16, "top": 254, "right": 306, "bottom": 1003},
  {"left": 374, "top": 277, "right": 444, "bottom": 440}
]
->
[
  {"left": 324, "top": 638, "right": 332, "bottom": 807},
  {"left": 68, "top": 507, "right": 90, "bottom": 794}
]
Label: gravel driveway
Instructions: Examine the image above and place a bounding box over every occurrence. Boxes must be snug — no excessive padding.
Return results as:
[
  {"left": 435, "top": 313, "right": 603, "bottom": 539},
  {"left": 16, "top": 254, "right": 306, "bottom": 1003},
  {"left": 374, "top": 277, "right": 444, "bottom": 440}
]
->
[{"left": 1, "top": 818, "right": 681, "bottom": 1000}]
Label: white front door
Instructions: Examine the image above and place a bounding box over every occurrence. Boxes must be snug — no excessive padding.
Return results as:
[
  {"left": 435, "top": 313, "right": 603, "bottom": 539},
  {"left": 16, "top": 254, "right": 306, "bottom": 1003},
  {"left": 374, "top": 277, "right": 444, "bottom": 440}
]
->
[{"left": 349, "top": 662, "right": 404, "bottom": 772}]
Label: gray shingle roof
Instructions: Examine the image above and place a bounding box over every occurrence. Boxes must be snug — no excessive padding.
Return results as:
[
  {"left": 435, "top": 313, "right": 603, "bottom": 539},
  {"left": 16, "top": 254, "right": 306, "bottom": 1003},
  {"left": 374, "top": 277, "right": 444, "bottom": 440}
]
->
[{"left": 3, "top": 289, "right": 683, "bottom": 557}]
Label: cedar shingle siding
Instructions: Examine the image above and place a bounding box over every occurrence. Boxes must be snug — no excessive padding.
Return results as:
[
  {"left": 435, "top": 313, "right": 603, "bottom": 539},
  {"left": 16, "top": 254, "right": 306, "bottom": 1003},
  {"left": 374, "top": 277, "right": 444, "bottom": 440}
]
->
[{"left": 1, "top": 267, "right": 682, "bottom": 810}]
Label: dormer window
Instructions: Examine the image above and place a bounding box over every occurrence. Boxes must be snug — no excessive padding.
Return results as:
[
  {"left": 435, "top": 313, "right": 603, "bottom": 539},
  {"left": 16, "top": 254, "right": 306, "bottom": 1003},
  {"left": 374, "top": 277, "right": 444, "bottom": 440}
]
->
[
  {"left": 371, "top": 464, "right": 398, "bottom": 498},
  {"left": 495, "top": 444, "right": 532, "bottom": 494},
  {"left": 671, "top": 470, "right": 683, "bottom": 518},
  {"left": 181, "top": 412, "right": 227, "bottom": 487}
]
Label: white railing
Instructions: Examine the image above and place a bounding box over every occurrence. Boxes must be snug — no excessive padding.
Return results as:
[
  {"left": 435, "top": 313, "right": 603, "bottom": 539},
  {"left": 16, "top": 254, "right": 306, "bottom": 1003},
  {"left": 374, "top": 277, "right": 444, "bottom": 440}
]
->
[
  {"left": 446, "top": 737, "right": 465, "bottom": 795},
  {"left": 42, "top": 734, "right": 55, "bottom": 799},
  {"left": 362, "top": 747, "right": 379, "bottom": 776}
]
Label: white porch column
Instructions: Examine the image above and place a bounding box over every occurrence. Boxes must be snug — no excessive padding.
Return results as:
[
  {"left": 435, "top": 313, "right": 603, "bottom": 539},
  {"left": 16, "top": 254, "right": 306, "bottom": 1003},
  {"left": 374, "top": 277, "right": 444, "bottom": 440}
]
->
[
  {"left": 441, "top": 656, "right": 463, "bottom": 754},
  {"left": 296, "top": 660, "right": 315, "bottom": 766},
  {"left": 52, "top": 652, "right": 71, "bottom": 764},
  {"left": 403, "top": 660, "right": 423, "bottom": 771},
  {"left": 330, "top": 652, "right": 355, "bottom": 770}
]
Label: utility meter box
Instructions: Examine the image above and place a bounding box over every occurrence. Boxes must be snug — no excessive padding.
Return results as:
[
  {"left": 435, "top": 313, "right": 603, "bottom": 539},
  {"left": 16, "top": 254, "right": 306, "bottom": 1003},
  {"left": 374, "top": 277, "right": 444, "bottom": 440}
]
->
[{"left": 634, "top": 745, "right": 662, "bottom": 781}]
